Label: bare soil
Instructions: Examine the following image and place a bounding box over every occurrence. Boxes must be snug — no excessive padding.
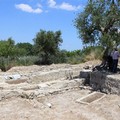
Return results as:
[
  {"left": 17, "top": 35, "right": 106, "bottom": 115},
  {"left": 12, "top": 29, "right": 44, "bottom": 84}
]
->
[{"left": 0, "top": 60, "right": 120, "bottom": 120}]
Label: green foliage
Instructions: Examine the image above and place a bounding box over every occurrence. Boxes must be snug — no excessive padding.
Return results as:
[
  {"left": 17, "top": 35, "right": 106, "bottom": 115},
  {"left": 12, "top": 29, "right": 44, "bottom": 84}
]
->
[
  {"left": 33, "top": 29, "right": 63, "bottom": 64},
  {"left": 61, "top": 50, "right": 83, "bottom": 64},
  {"left": 0, "top": 29, "right": 106, "bottom": 71},
  {"left": 67, "top": 56, "right": 82, "bottom": 64},
  {"left": 0, "top": 56, "right": 39, "bottom": 71},
  {"left": 16, "top": 42, "right": 34, "bottom": 56},
  {"left": 15, "top": 56, "right": 39, "bottom": 66},
  {"left": 74, "top": 0, "right": 120, "bottom": 48},
  {"left": 0, "top": 38, "right": 16, "bottom": 57},
  {"left": 0, "top": 57, "right": 11, "bottom": 71}
]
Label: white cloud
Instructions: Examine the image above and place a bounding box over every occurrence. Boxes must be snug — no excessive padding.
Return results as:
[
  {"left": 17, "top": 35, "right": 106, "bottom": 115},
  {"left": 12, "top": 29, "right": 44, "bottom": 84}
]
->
[
  {"left": 48, "top": 0, "right": 56, "bottom": 8},
  {"left": 59, "top": 2, "right": 81, "bottom": 11},
  {"left": 15, "top": 4, "right": 43, "bottom": 14},
  {"left": 37, "top": 3, "right": 42, "bottom": 8},
  {"left": 47, "top": 0, "right": 82, "bottom": 11}
]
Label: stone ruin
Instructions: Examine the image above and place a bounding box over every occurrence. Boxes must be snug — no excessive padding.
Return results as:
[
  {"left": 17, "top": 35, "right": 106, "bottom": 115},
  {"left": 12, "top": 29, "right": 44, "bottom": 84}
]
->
[
  {"left": 0, "top": 64, "right": 86, "bottom": 101},
  {"left": 80, "top": 65, "right": 120, "bottom": 95},
  {"left": 0, "top": 62, "right": 120, "bottom": 120},
  {"left": 0, "top": 61, "right": 119, "bottom": 102}
]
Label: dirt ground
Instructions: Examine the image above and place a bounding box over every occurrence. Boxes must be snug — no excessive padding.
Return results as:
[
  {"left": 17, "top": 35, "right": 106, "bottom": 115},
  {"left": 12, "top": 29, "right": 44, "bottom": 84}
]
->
[
  {"left": 0, "top": 60, "right": 120, "bottom": 120},
  {"left": 0, "top": 89, "right": 120, "bottom": 120}
]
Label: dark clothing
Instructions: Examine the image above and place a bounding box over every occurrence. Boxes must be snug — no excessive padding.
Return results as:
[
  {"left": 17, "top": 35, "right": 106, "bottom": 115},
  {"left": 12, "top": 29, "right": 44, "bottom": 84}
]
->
[
  {"left": 111, "top": 49, "right": 120, "bottom": 73},
  {"left": 112, "top": 59, "right": 118, "bottom": 73},
  {"left": 107, "top": 55, "right": 113, "bottom": 71}
]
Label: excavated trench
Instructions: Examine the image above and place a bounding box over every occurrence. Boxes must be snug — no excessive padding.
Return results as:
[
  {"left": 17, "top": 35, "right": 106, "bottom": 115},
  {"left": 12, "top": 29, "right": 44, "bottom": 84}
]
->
[
  {"left": 0, "top": 65, "right": 85, "bottom": 101},
  {"left": 0, "top": 63, "right": 120, "bottom": 120},
  {"left": 1, "top": 65, "right": 120, "bottom": 101}
]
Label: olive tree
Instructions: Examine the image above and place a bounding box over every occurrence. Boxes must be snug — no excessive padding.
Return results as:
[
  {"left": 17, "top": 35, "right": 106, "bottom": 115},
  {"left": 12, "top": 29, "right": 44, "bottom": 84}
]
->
[{"left": 74, "top": 0, "right": 120, "bottom": 48}]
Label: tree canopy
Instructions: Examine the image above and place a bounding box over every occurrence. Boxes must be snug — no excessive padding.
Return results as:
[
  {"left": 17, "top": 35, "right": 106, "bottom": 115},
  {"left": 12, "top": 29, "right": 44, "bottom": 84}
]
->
[
  {"left": 74, "top": 0, "right": 120, "bottom": 48},
  {"left": 33, "top": 29, "right": 63, "bottom": 64},
  {"left": 16, "top": 42, "right": 34, "bottom": 56},
  {"left": 0, "top": 38, "right": 17, "bottom": 57}
]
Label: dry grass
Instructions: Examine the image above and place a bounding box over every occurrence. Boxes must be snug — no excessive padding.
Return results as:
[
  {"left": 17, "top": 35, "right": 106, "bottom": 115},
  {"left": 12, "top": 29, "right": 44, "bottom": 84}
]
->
[{"left": 84, "top": 52, "right": 97, "bottom": 61}]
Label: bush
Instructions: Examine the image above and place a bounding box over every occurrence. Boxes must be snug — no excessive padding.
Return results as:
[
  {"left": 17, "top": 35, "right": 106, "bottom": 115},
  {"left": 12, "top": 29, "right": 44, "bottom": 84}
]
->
[
  {"left": 0, "top": 56, "right": 39, "bottom": 71},
  {"left": 0, "top": 57, "right": 12, "bottom": 71},
  {"left": 16, "top": 56, "right": 39, "bottom": 66}
]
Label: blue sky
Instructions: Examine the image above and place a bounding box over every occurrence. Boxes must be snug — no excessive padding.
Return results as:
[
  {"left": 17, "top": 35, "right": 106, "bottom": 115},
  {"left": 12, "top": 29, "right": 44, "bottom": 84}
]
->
[{"left": 0, "top": 0, "right": 87, "bottom": 51}]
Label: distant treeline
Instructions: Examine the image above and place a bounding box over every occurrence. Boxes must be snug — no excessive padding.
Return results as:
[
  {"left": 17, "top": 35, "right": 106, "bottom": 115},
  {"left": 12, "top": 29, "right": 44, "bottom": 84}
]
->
[
  {"left": 0, "top": 32, "right": 104, "bottom": 71},
  {"left": 0, "top": 30, "right": 104, "bottom": 71}
]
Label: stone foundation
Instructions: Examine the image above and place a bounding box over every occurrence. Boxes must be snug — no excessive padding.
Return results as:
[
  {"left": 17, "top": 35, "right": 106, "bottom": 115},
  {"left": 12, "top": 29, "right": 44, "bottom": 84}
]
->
[{"left": 80, "top": 70, "right": 120, "bottom": 95}]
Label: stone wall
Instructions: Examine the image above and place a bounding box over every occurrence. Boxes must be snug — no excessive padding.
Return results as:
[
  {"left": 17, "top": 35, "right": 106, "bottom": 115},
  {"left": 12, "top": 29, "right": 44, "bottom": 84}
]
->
[{"left": 80, "top": 70, "right": 120, "bottom": 95}]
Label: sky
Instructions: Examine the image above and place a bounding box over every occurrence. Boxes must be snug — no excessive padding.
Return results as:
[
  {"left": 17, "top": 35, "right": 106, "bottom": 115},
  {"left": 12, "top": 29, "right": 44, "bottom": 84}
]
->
[{"left": 0, "top": 0, "right": 88, "bottom": 51}]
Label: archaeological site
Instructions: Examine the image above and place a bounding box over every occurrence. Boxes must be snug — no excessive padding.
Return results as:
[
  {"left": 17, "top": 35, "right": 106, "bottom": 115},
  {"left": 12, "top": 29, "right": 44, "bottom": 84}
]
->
[{"left": 0, "top": 60, "right": 120, "bottom": 120}]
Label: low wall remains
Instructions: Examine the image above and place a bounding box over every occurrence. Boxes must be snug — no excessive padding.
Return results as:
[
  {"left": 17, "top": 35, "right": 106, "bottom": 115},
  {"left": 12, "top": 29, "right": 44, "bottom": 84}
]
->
[{"left": 80, "top": 70, "right": 120, "bottom": 95}]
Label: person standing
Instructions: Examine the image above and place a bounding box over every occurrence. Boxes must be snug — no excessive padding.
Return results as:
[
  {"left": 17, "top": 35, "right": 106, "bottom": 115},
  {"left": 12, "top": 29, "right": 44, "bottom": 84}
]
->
[
  {"left": 107, "top": 50, "right": 113, "bottom": 71},
  {"left": 111, "top": 48, "right": 120, "bottom": 73}
]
